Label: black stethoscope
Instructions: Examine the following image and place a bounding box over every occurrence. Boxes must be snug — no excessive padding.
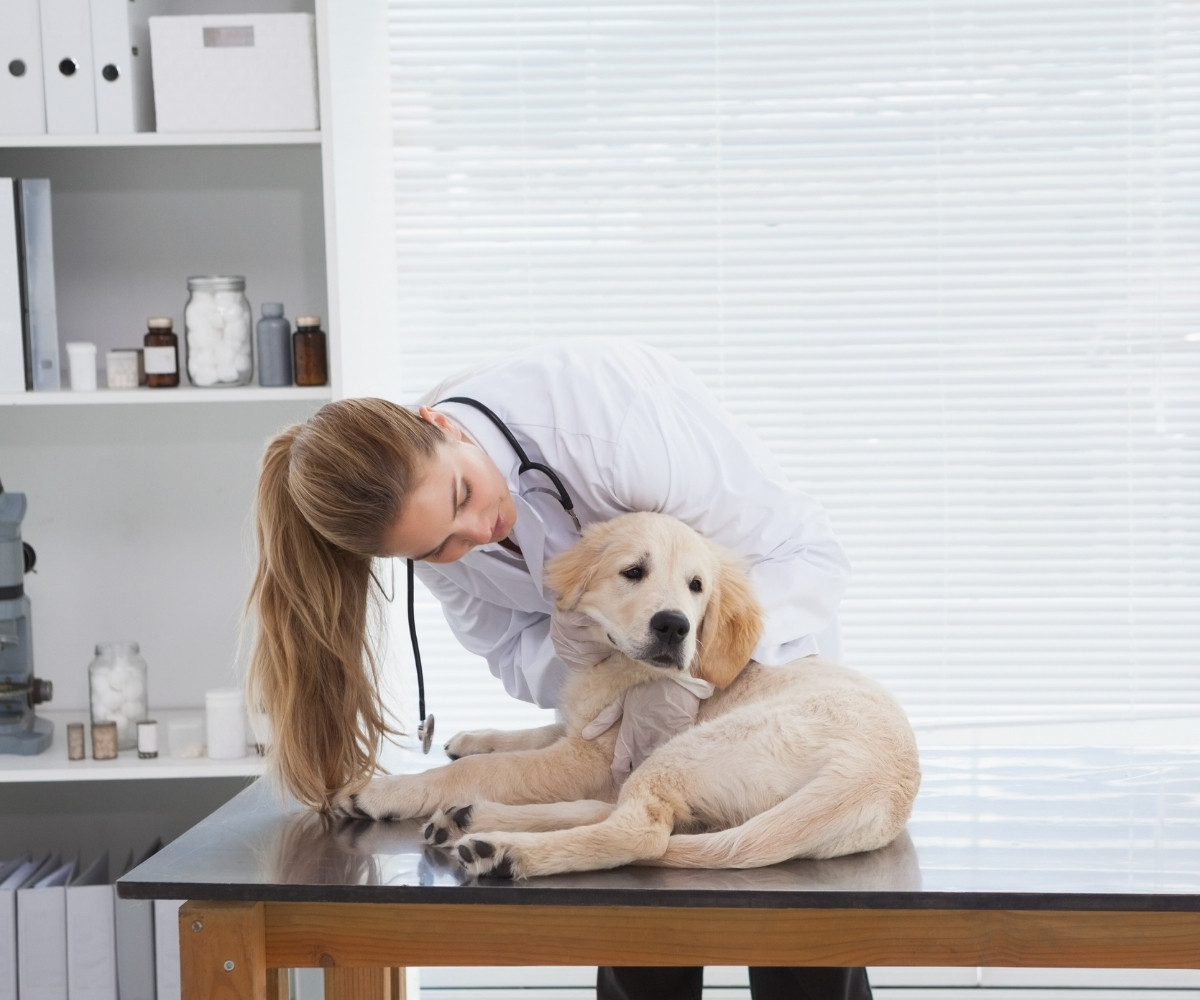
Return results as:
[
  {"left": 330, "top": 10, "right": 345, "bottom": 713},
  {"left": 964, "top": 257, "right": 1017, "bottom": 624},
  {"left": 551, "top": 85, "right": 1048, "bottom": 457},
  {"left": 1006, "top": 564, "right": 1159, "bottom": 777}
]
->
[{"left": 407, "top": 396, "right": 582, "bottom": 752}]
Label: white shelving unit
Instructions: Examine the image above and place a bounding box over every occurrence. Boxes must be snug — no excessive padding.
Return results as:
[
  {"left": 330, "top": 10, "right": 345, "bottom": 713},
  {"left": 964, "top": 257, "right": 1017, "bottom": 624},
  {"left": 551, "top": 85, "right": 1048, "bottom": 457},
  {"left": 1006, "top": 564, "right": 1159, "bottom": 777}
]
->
[
  {"left": 0, "top": 385, "right": 329, "bottom": 406},
  {"left": 0, "top": 711, "right": 267, "bottom": 783},
  {"left": 0, "top": 0, "right": 356, "bottom": 864}
]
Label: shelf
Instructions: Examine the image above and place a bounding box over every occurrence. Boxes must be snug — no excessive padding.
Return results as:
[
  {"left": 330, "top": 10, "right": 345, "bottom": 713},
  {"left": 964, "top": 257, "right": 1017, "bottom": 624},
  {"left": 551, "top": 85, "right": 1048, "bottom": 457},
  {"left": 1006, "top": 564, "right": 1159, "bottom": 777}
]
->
[
  {"left": 0, "top": 131, "right": 322, "bottom": 149},
  {"left": 1, "top": 386, "right": 332, "bottom": 406},
  {"left": 0, "top": 710, "right": 268, "bottom": 783}
]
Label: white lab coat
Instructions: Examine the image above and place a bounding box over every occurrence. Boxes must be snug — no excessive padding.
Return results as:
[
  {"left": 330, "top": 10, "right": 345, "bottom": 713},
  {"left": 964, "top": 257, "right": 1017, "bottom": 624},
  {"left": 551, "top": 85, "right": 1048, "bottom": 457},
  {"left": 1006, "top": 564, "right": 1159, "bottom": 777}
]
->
[{"left": 413, "top": 338, "right": 850, "bottom": 709}]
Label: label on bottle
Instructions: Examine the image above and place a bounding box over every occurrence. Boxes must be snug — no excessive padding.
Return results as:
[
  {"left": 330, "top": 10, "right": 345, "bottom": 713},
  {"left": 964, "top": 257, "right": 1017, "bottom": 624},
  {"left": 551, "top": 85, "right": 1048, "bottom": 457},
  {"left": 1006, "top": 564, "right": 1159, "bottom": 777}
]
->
[{"left": 143, "top": 345, "right": 177, "bottom": 375}]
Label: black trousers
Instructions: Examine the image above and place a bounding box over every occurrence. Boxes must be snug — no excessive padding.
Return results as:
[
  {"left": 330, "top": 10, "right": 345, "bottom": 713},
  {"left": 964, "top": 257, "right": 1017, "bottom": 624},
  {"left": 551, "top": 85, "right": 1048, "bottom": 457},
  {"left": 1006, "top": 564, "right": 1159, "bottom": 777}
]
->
[{"left": 597, "top": 966, "right": 872, "bottom": 1000}]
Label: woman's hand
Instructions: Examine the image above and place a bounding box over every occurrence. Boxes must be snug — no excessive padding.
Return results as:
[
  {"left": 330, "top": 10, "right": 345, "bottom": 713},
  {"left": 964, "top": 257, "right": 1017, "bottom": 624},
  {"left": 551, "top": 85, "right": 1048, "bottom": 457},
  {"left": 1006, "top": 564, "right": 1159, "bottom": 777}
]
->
[
  {"left": 582, "top": 680, "right": 703, "bottom": 787},
  {"left": 549, "top": 608, "right": 612, "bottom": 669}
]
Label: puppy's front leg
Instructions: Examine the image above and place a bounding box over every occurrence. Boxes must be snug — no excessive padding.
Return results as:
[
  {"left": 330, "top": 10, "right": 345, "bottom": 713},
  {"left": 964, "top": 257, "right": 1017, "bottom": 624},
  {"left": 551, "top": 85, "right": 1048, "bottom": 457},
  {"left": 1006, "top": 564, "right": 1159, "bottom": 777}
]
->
[
  {"left": 445, "top": 722, "right": 565, "bottom": 758},
  {"left": 334, "top": 736, "right": 615, "bottom": 822}
]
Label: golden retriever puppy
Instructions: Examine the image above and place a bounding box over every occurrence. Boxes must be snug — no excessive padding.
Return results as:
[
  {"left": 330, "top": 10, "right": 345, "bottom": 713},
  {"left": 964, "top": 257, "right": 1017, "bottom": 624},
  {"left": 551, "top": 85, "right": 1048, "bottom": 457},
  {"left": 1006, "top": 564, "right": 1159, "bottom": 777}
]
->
[{"left": 335, "top": 512, "right": 920, "bottom": 879}]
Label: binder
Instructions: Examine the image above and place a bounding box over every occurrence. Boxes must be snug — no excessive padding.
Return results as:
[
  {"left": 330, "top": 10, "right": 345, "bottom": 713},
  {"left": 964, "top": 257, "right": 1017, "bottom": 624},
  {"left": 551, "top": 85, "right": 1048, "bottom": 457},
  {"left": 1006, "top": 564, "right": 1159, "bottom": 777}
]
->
[
  {"left": 66, "top": 854, "right": 117, "bottom": 1000},
  {"left": 17, "top": 854, "right": 75, "bottom": 1000},
  {"left": 153, "top": 899, "right": 184, "bottom": 1000},
  {"left": 0, "top": 182, "right": 25, "bottom": 394},
  {"left": 114, "top": 843, "right": 159, "bottom": 1000},
  {"left": 89, "top": 0, "right": 155, "bottom": 133},
  {"left": 40, "top": 0, "right": 98, "bottom": 134},
  {"left": 0, "top": 0, "right": 47, "bottom": 135},
  {"left": 0, "top": 855, "right": 38, "bottom": 1000},
  {"left": 16, "top": 178, "right": 62, "bottom": 390}
]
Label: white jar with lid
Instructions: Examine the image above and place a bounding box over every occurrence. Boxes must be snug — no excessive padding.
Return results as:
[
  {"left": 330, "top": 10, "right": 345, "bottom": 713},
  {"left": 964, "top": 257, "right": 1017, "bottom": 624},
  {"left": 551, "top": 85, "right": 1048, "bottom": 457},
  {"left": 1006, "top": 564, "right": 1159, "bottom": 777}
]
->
[
  {"left": 183, "top": 275, "right": 253, "bottom": 387},
  {"left": 204, "top": 687, "right": 247, "bottom": 759}
]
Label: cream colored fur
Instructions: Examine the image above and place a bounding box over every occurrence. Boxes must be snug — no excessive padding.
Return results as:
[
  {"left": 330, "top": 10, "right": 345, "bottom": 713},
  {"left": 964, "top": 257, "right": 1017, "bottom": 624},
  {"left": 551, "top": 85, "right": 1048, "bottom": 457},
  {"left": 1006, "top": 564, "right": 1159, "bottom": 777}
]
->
[{"left": 334, "top": 512, "right": 921, "bottom": 879}]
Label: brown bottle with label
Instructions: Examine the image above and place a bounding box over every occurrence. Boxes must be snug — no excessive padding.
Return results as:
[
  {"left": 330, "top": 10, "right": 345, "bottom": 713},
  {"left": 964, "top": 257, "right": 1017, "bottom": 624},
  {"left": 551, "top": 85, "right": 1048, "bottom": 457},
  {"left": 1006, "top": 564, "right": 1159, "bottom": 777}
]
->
[
  {"left": 292, "top": 316, "right": 329, "bottom": 386},
  {"left": 143, "top": 316, "right": 180, "bottom": 388}
]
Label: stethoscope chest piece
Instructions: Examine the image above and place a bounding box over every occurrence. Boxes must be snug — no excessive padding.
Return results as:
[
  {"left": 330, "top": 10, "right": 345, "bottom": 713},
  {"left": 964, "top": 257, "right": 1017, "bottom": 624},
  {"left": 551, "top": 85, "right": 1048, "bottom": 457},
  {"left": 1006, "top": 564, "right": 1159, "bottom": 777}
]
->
[{"left": 417, "top": 714, "right": 435, "bottom": 754}]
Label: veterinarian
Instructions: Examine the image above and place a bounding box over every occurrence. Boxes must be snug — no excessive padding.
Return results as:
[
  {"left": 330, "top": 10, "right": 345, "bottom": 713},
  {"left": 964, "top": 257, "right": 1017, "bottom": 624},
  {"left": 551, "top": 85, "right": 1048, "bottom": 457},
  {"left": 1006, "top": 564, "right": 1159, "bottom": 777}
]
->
[{"left": 249, "top": 337, "right": 871, "bottom": 1000}]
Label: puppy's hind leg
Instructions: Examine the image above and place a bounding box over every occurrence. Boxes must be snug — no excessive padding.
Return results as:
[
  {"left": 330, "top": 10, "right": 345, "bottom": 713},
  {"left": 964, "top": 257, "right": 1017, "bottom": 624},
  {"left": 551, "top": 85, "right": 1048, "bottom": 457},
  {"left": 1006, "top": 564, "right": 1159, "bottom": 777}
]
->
[
  {"left": 423, "top": 799, "right": 615, "bottom": 846},
  {"left": 453, "top": 782, "right": 685, "bottom": 879},
  {"left": 649, "top": 767, "right": 912, "bottom": 869}
]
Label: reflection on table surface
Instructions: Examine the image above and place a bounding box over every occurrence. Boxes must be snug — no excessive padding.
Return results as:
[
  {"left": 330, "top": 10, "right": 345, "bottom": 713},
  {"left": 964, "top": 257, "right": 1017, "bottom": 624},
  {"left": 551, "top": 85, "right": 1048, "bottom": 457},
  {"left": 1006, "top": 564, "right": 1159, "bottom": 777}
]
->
[{"left": 118, "top": 745, "right": 1200, "bottom": 909}]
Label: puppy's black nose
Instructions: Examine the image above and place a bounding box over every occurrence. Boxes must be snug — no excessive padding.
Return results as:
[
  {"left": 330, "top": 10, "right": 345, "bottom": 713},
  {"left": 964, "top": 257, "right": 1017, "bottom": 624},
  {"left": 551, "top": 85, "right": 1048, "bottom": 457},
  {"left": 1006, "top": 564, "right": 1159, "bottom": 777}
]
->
[{"left": 650, "top": 610, "right": 690, "bottom": 646}]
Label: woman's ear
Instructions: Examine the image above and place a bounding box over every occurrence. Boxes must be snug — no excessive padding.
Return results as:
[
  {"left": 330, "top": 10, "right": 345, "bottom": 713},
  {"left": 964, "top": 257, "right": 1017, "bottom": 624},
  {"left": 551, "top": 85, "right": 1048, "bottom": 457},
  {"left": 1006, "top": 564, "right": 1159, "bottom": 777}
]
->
[
  {"left": 545, "top": 522, "right": 613, "bottom": 610},
  {"left": 694, "top": 548, "right": 764, "bottom": 688},
  {"left": 417, "top": 406, "right": 462, "bottom": 440}
]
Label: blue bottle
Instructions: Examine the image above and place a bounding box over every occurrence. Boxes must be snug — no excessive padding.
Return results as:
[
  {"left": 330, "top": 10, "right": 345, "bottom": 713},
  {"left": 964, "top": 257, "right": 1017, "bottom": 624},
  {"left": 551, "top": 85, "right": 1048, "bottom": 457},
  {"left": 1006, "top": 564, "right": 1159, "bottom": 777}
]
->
[{"left": 256, "top": 302, "right": 293, "bottom": 386}]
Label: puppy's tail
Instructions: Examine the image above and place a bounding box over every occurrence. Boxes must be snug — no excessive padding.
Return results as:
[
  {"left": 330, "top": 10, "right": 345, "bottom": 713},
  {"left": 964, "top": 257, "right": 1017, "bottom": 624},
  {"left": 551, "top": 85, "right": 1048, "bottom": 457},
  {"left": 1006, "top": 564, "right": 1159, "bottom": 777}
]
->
[{"left": 646, "top": 768, "right": 916, "bottom": 869}]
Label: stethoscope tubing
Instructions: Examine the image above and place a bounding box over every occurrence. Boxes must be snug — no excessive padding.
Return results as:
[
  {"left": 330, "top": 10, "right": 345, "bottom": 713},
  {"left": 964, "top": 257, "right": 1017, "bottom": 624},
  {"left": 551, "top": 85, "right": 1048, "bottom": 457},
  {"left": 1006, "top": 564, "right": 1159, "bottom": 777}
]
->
[{"left": 406, "top": 396, "right": 582, "bottom": 752}]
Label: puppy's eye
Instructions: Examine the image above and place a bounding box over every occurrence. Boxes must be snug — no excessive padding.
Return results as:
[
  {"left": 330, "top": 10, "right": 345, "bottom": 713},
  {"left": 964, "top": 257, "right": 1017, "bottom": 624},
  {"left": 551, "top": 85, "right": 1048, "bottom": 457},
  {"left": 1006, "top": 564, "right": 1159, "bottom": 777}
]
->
[
  {"left": 621, "top": 565, "right": 645, "bottom": 581},
  {"left": 689, "top": 578, "right": 703, "bottom": 593}
]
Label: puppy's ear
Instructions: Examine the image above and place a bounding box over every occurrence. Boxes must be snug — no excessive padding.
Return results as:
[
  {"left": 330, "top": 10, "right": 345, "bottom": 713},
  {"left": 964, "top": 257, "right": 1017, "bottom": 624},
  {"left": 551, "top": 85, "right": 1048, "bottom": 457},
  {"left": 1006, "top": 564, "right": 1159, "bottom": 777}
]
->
[
  {"left": 544, "top": 521, "right": 614, "bottom": 611},
  {"left": 694, "top": 548, "right": 764, "bottom": 688}
]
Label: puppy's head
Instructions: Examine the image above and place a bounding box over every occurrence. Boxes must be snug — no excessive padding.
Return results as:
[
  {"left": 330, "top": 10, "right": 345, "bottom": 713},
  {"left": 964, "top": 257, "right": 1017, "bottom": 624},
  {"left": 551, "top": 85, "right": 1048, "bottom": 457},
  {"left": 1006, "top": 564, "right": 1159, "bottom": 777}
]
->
[{"left": 546, "top": 512, "right": 764, "bottom": 688}]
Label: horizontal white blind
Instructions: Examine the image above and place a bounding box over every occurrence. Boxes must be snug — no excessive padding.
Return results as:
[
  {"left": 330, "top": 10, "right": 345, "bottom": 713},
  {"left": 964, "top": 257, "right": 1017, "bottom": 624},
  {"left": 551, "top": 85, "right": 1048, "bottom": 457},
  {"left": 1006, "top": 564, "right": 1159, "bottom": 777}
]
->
[{"left": 385, "top": 0, "right": 1200, "bottom": 736}]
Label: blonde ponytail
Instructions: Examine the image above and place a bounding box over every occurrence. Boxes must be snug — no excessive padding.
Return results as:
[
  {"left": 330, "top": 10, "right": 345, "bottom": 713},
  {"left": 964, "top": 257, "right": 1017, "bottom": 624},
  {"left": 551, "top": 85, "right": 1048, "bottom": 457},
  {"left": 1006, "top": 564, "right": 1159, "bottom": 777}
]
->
[{"left": 246, "top": 398, "right": 443, "bottom": 812}]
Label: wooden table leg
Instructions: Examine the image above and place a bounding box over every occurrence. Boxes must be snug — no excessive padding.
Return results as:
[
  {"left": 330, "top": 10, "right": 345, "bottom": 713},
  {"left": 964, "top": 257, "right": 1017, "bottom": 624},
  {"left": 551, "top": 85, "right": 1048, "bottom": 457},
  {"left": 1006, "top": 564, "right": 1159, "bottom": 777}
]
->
[
  {"left": 180, "top": 901, "right": 270, "bottom": 1000},
  {"left": 324, "top": 967, "right": 405, "bottom": 1000}
]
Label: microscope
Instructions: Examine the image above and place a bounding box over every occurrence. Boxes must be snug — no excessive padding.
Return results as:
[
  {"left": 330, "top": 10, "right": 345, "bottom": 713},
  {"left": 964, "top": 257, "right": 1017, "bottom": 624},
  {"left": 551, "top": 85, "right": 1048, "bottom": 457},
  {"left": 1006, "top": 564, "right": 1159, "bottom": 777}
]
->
[{"left": 0, "top": 479, "right": 53, "bottom": 754}]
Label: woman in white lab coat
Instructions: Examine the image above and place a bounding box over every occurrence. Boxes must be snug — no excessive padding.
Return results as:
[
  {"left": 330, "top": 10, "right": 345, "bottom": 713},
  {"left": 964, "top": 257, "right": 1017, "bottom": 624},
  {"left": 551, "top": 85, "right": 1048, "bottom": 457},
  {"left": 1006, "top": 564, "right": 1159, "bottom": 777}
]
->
[{"left": 248, "top": 338, "right": 868, "bottom": 1000}]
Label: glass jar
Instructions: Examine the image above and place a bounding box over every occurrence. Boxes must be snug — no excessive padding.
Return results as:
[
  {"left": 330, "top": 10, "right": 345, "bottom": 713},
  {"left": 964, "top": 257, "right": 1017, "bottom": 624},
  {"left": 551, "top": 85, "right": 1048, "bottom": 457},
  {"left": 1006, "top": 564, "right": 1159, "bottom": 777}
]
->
[
  {"left": 88, "top": 641, "right": 149, "bottom": 751},
  {"left": 292, "top": 315, "right": 329, "bottom": 386},
  {"left": 184, "top": 275, "right": 253, "bottom": 387}
]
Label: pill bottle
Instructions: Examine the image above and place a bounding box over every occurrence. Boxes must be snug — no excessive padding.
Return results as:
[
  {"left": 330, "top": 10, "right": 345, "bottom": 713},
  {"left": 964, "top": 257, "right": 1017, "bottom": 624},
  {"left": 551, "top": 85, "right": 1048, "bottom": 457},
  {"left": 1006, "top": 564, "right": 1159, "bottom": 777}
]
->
[
  {"left": 292, "top": 315, "right": 329, "bottom": 386},
  {"left": 65, "top": 341, "right": 97, "bottom": 391},
  {"left": 143, "top": 317, "right": 180, "bottom": 388},
  {"left": 256, "top": 302, "right": 293, "bottom": 386},
  {"left": 184, "top": 276, "right": 253, "bottom": 387},
  {"left": 88, "top": 641, "right": 149, "bottom": 750},
  {"left": 106, "top": 349, "right": 141, "bottom": 389}
]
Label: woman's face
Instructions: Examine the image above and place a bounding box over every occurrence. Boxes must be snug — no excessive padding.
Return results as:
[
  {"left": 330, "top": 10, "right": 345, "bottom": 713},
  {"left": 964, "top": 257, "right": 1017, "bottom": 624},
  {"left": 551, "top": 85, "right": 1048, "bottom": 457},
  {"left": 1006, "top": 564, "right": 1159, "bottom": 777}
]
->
[{"left": 380, "top": 408, "right": 518, "bottom": 564}]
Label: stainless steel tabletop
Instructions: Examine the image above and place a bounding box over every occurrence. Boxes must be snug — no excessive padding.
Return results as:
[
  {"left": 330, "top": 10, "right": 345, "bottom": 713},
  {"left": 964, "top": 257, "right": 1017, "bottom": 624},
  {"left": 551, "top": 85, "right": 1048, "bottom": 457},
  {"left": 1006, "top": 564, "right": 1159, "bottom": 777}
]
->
[{"left": 117, "top": 745, "right": 1200, "bottom": 911}]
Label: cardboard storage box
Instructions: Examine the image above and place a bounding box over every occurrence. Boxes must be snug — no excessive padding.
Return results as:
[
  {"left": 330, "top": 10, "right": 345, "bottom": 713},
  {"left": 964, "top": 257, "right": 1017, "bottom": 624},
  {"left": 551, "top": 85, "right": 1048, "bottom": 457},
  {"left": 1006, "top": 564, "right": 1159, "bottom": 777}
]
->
[{"left": 149, "top": 13, "right": 319, "bottom": 132}]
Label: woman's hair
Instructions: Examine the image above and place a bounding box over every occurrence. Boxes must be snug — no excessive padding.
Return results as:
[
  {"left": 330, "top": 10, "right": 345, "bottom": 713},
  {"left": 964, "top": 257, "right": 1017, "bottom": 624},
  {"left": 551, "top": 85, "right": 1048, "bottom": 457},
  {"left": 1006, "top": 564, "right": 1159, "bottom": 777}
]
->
[{"left": 246, "top": 397, "right": 445, "bottom": 812}]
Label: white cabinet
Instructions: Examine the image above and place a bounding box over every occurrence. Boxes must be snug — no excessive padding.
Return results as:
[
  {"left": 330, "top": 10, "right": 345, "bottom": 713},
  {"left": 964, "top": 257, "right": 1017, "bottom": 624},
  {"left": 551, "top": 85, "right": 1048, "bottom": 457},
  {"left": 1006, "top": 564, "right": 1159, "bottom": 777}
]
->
[{"left": 0, "top": 0, "right": 354, "bottom": 859}]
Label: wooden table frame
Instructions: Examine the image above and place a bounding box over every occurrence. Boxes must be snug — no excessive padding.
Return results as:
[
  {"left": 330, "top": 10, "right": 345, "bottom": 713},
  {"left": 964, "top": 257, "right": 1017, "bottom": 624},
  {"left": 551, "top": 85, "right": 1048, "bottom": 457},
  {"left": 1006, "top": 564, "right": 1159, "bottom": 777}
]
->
[{"left": 179, "top": 899, "right": 1200, "bottom": 1000}]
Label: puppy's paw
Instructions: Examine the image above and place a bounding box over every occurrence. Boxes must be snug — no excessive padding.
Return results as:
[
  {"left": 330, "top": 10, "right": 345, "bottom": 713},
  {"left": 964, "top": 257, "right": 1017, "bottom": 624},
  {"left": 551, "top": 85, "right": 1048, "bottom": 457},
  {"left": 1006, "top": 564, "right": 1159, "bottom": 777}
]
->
[
  {"left": 455, "top": 836, "right": 519, "bottom": 880},
  {"left": 444, "top": 729, "right": 502, "bottom": 759},
  {"left": 330, "top": 776, "right": 421, "bottom": 822},
  {"left": 422, "top": 805, "right": 474, "bottom": 846}
]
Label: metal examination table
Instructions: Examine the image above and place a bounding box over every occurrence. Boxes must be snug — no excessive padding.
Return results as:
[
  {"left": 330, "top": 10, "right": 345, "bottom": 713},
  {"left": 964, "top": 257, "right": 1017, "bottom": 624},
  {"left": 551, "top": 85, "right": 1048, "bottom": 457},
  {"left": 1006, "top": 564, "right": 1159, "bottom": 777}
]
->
[{"left": 118, "top": 745, "right": 1200, "bottom": 999}]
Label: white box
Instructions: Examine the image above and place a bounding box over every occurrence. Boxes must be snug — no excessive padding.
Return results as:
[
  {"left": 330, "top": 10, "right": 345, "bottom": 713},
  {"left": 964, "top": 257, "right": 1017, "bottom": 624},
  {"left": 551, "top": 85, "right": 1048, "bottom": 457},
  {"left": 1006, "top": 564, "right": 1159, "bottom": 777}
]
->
[{"left": 148, "top": 13, "right": 319, "bottom": 132}]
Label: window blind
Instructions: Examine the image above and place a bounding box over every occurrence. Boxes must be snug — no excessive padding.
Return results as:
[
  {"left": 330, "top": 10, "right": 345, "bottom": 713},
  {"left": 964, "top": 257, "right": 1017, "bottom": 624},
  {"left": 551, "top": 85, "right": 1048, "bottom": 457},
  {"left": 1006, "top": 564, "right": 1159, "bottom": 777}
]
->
[{"left": 383, "top": 0, "right": 1200, "bottom": 737}]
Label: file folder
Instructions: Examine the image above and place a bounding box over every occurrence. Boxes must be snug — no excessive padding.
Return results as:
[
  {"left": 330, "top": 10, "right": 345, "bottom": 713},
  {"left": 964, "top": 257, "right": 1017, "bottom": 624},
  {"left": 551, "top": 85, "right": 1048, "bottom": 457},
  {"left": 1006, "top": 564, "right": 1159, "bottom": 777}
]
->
[
  {"left": 0, "top": 855, "right": 38, "bottom": 1000},
  {"left": 153, "top": 899, "right": 184, "bottom": 1000},
  {"left": 114, "top": 844, "right": 159, "bottom": 1000},
  {"left": 40, "top": 0, "right": 98, "bottom": 134},
  {"left": 66, "top": 854, "right": 117, "bottom": 1000},
  {"left": 15, "top": 178, "right": 62, "bottom": 390},
  {"left": 90, "top": 0, "right": 155, "bottom": 133},
  {"left": 17, "top": 855, "right": 75, "bottom": 1000},
  {"left": 0, "top": 0, "right": 47, "bottom": 134},
  {"left": 0, "top": 183, "right": 25, "bottom": 394}
]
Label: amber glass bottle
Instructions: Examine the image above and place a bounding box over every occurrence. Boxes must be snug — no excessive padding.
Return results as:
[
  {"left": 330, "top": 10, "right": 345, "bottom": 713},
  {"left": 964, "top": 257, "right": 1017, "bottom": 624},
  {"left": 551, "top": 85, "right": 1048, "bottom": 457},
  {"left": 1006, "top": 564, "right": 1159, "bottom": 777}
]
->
[
  {"left": 143, "top": 316, "right": 180, "bottom": 388},
  {"left": 292, "top": 316, "right": 329, "bottom": 386}
]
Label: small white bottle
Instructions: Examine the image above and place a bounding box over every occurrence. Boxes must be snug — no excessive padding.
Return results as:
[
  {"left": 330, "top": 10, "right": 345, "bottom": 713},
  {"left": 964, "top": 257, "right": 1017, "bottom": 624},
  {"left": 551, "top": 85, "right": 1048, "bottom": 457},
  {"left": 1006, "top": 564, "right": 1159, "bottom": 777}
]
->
[{"left": 205, "top": 688, "right": 247, "bottom": 759}]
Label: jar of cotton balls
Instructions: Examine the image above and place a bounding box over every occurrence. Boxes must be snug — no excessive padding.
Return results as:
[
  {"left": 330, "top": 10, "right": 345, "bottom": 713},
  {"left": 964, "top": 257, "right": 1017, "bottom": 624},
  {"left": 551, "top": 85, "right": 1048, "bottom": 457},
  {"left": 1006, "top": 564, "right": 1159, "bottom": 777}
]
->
[
  {"left": 88, "top": 641, "right": 149, "bottom": 751},
  {"left": 183, "top": 275, "right": 253, "bottom": 387}
]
